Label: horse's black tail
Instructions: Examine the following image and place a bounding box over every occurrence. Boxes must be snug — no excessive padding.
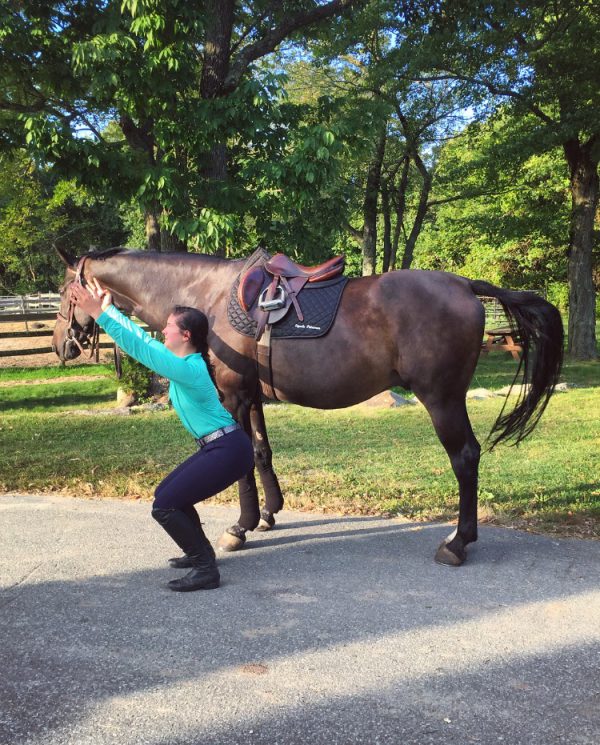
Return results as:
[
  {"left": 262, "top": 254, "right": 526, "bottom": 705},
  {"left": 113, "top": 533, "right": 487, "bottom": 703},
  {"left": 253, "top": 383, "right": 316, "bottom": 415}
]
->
[{"left": 469, "top": 280, "right": 564, "bottom": 449}]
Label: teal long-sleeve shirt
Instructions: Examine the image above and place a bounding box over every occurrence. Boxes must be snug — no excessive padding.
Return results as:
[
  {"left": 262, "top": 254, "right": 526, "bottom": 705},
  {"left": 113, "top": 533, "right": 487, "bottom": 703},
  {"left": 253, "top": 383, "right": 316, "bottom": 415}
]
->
[{"left": 96, "top": 305, "right": 235, "bottom": 439}]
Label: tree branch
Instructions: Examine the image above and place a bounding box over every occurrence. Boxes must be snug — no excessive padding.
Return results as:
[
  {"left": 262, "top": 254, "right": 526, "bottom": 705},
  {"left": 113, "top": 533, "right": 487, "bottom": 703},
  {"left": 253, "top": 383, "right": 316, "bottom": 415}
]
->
[
  {"left": 229, "top": 3, "right": 277, "bottom": 56},
  {"left": 416, "top": 72, "right": 558, "bottom": 127},
  {"left": 426, "top": 185, "right": 517, "bottom": 209},
  {"left": 223, "top": 0, "right": 360, "bottom": 94},
  {"left": 345, "top": 221, "right": 363, "bottom": 242},
  {"left": 0, "top": 98, "right": 66, "bottom": 120}
]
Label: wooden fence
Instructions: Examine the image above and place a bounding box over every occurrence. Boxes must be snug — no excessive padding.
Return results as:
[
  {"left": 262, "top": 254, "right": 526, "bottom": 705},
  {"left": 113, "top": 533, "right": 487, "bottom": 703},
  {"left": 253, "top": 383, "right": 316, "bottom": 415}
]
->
[
  {"left": 0, "top": 292, "right": 157, "bottom": 362},
  {"left": 0, "top": 296, "right": 149, "bottom": 360},
  {"left": 0, "top": 312, "right": 118, "bottom": 359}
]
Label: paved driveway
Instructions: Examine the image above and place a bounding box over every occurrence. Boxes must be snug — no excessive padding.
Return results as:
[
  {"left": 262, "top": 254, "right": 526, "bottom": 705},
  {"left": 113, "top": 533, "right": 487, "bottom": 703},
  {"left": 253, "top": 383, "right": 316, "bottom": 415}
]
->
[{"left": 1, "top": 494, "right": 598, "bottom": 745}]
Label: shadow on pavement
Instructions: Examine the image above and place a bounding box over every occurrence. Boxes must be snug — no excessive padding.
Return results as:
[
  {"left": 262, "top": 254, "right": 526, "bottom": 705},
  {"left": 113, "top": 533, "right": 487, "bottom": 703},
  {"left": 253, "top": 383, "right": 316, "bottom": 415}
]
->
[{"left": 0, "top": 497, "right": 598, "bottom": 745}]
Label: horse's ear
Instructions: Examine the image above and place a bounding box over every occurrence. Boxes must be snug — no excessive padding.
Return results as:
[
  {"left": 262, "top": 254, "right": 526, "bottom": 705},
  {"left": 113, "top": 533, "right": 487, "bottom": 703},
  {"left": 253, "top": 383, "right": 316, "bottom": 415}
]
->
[{"left": 55, "top": 245, "right": 76, "bottom": 268}]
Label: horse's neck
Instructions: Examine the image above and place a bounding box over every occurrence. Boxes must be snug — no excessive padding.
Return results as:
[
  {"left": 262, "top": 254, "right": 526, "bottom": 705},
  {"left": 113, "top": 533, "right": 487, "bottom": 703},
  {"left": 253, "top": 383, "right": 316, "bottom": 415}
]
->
[{"left": 88, "top": 253, "right": 237, "bottom": 330}]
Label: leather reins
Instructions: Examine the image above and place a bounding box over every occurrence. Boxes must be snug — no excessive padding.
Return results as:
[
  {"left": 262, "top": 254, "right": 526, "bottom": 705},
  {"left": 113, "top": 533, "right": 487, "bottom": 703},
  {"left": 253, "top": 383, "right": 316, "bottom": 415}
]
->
[{"left": 57, "top": 257, "right": 100, "bottom": 362}]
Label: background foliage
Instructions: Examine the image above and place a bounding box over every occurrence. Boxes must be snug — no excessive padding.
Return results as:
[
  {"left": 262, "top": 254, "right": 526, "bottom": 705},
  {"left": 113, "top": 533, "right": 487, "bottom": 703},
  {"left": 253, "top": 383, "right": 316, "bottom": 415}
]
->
[{"left": 0, "top": 0, "right": 598, "bottom": 355}]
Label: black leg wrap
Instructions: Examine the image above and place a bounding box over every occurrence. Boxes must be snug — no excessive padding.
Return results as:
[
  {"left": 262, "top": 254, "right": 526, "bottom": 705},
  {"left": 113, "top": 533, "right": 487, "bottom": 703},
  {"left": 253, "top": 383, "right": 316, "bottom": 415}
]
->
[
  {"left": 260, "top": 473, "right": 284, "bottom": 514},
  {"left": 237, "top": 474, "right": 261, "bottom": 531}
]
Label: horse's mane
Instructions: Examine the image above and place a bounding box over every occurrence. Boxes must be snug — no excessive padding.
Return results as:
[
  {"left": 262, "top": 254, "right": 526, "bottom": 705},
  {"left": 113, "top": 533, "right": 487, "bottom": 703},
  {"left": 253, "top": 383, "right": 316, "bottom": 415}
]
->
[
  {"left": 84, "top": 246, "right": 130, "bottom": 260},
  {"left": 80, "top": 247, "right": 229, "bottom": 263}
]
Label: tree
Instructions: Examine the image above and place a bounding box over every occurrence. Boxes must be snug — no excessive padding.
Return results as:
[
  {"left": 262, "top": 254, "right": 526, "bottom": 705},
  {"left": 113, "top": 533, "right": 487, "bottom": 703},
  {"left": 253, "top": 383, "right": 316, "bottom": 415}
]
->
[
  {"left": 415, "top": 114, "right": 573, "bottom": 311},
  {"left": 0, "top": 151, "right": 126, "bottom": 293},
  {"left": 305, "top": 5, "right": 472, "bottom": 275},
  {"left": 1, "top": 0, "right": 362, "bottom": 253},
  {"left": 412, "top": 0, "right": 599, "bottom": 358}
]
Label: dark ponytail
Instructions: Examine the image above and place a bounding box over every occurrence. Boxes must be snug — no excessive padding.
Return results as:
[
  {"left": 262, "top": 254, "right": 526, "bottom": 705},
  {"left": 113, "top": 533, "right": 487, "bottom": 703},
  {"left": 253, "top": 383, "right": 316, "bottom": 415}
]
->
[{"left": 172, "top": 306, "right": 223, "bottom": 400}]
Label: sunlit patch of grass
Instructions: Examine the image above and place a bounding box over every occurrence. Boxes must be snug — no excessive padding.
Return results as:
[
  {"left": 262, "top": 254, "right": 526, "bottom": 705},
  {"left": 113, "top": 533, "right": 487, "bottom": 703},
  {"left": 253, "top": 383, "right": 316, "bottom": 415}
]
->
[{"left": 0, "top": 378, "right": 118, "bottom": 413}]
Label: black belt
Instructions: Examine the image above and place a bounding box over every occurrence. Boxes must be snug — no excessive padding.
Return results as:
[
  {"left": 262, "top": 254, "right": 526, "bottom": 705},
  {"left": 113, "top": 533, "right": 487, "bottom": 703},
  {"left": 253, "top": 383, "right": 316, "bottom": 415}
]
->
[{"left": 195, "top": 423, "right": 242, "bottom": 448}]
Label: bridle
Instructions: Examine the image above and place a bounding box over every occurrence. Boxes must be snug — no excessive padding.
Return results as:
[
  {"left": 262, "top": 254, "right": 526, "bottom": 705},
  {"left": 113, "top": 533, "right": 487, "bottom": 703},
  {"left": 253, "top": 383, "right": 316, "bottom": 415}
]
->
[{"left": 56, "top": 257, "right": 100, "bottom": 361}]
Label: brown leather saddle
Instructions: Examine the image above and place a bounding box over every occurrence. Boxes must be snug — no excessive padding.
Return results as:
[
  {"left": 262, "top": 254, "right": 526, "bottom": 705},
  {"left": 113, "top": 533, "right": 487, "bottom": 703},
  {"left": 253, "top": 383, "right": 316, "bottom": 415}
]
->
[{"left": 238, "top": 253, "right": 346, "bottom": 342}]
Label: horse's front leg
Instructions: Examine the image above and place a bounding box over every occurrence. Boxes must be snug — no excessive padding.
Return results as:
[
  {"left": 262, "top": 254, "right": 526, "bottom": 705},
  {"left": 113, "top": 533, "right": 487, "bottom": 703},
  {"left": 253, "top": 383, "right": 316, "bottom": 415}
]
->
[
  {"left": 216, "top": 394, "right": 261, "bottom": 552},
  {"left": 250, "top": 397, "right": 284, "bottom": 532}
]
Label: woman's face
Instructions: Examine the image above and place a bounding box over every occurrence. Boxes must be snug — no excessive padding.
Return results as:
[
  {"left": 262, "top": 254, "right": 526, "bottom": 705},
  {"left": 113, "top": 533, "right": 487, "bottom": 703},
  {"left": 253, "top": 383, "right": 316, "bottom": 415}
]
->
[{"left": 162, "top": 314, "right": 191, "bottom": 354}]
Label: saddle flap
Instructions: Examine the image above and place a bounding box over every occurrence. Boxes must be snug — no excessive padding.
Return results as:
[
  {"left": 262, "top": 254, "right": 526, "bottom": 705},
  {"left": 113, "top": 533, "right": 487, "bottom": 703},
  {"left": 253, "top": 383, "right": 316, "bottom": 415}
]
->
[{"left": 238, "top": 266, "right": 269, "bottom": 312}]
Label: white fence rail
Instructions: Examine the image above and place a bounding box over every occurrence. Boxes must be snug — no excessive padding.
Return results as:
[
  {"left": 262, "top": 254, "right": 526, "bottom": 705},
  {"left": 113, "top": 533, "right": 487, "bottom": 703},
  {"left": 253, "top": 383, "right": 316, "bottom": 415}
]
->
[{"left": 0, "top": 293, "right": 60, "bottom": 315}]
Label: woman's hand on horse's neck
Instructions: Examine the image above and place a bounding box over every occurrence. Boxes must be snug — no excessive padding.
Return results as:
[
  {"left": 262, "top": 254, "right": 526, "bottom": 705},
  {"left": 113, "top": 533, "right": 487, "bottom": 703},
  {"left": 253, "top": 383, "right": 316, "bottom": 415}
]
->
[
  {"left": 85, "top": 257, "right": 175, "bottom": 331},
  {"left": 86, "top": 261, "right": 139, "bottom": 316}
]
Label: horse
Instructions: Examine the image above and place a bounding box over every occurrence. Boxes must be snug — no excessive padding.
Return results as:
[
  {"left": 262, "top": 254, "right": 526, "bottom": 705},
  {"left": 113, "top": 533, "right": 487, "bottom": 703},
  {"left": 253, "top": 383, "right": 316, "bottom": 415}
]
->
[{"left": 52, "top": 246, "right": 564, "bottom": 566}]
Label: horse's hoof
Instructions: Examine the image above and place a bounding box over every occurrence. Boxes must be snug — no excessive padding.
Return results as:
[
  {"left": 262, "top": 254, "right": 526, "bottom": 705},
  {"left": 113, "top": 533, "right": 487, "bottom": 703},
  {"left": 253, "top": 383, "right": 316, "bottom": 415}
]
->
[
  {"left": 434, "top": 541, "right": 465, "bottom": 567},
  {"left": 217, "top": 529, "right": 246, "bottom": 552},
  {"left": 255, "top": 510, "right": 275, "bottom": 532}
]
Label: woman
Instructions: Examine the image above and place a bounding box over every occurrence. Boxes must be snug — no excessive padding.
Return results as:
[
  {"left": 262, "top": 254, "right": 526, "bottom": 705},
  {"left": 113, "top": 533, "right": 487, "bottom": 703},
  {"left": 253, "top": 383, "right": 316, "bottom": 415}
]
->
[{"left": 71, "top": 278, "right": 254, "bottom": 593}]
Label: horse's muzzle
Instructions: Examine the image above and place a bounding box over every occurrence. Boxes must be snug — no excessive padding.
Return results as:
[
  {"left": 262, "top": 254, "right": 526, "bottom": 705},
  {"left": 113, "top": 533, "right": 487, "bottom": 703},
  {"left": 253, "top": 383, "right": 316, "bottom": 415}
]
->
[{"left": 61, "top": 338, "right": 82, "bottom": 361}]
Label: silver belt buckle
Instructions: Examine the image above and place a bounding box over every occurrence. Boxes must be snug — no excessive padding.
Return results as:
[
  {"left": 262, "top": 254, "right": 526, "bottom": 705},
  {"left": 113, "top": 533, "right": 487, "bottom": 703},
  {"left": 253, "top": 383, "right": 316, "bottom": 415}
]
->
[{"left": 258, "top": 286, "right": 286, "bottom": 311}]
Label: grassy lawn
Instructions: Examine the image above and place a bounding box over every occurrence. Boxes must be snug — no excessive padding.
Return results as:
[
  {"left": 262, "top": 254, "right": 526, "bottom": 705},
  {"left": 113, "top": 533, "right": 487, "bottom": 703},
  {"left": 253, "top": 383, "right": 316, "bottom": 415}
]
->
[
  {"left": 0, "top": 350, "right": 598, "bottom": 538},
  {"left": 0, "top": 378, "right": 118, "bottom": 413},
  {"left": 0, "top": 363, "right": 113, "bottom": 383}
]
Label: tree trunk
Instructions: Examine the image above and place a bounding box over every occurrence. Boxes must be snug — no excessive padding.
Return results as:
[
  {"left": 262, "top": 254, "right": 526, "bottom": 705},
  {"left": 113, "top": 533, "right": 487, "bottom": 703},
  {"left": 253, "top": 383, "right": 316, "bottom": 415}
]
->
[
  {"left": 161, "top": 230, "right": 188, "bottom": 253},
  {"left": 381, "top": 179, "right": 392, "bottom": 272},
  {"left": 401, "top": 151, "right": 432, "bottom": 270},
  {"left": 200, "top": 0, "right": 234, "bottom": 99},
  {"left": 564, "top": 139, "right": 598, "bottom": 360},
  {"left": 362, "top": 123, "right": 387, "bottom": 276},
  {"left": 145, "top": 208, "right": 161, "bottom": 251},
  {"left": 200, "top": 0, "right": 234, "bottom": 184},
  {"left": 391, "top": 156, "right": 409, "bottom": 271}
]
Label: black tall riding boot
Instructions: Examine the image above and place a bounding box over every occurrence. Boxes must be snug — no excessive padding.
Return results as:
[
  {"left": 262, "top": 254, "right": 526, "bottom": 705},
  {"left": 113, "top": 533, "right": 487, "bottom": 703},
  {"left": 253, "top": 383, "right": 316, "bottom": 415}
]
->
[
  {"left": 168, "top": 505, "right": 216, "bottom": 569},
  {"left": 152, "top": 508, "right": 220, "bottom": 592}
]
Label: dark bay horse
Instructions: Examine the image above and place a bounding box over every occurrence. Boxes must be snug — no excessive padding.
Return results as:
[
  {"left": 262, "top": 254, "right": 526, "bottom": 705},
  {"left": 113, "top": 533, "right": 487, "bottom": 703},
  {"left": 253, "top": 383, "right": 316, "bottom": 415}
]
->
[{"left": 52, "top": 247, "right": 563, "bottom": 566}]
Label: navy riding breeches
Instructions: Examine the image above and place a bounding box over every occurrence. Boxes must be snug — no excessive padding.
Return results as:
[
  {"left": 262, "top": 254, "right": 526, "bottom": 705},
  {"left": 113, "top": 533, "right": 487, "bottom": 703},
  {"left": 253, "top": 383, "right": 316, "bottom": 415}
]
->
[{"left": 153, "top": 428, "right": 254, "bottom": 510}]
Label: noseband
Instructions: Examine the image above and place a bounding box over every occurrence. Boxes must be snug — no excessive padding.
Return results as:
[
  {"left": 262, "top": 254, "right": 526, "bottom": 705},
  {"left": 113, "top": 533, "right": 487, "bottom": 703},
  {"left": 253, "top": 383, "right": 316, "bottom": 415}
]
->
[{"left": 57, "top": 257, "right": 100, "bottom": 361}]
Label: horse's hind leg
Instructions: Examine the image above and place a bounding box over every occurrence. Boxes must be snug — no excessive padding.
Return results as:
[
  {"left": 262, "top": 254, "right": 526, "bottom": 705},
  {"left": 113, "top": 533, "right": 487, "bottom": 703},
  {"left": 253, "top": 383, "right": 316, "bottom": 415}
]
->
[
  {"left": 424, "top": 398, "right": 481, "bottom": 566},
  {"left": 249, "top": 399, "right": 284, "bottom": 531}
]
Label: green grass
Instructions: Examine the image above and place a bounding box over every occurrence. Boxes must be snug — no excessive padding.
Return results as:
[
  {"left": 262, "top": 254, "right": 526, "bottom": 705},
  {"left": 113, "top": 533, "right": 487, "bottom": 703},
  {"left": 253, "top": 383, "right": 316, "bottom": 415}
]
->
[
  {"left": 0, "top": 341, "right": 598, "bottom": 536},
  {"left": 0, "top": 377, "right": 118, "bottom": 413},
  {"left": 0, "top": 363, "right": 113, "bottom": 382},
  {"left": 0, "top": 383, "right": 598, "bottom": 537},
  {"left": 472, "top": 349, "right": 599, "bottom": 390}
]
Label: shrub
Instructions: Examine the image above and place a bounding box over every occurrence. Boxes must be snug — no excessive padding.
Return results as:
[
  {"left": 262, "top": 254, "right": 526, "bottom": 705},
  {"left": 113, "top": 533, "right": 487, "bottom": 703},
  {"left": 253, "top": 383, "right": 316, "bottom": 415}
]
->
[{"left": 118, "top": 354, "right": 153, "bottom": 403}]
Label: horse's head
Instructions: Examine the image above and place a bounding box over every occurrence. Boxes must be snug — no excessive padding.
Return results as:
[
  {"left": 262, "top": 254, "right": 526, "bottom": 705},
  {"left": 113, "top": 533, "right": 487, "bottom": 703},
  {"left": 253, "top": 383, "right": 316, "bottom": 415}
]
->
[{"left": 52, "top": 248, "right": 98, "bottom": 362}]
